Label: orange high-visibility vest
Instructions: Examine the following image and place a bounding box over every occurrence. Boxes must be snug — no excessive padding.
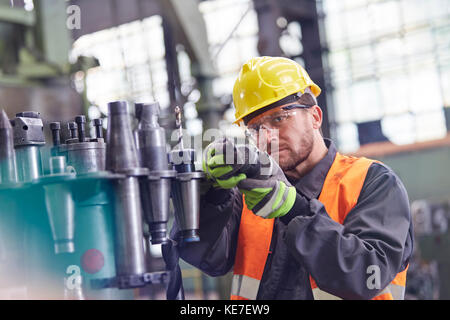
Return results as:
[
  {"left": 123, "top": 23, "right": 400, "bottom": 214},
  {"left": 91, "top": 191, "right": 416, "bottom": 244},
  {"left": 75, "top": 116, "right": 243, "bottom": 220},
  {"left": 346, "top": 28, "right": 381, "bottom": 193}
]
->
[{"left": 230, "top": 153, "right": 408, "bottom": 300}]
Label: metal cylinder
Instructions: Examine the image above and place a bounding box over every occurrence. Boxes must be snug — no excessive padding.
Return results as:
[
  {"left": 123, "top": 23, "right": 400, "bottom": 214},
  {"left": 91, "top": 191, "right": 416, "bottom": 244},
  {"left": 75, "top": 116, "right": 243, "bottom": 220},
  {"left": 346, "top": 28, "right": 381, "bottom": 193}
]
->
[
  {"left": 135, "top": 102, "right": 175, "bottom": 244},
  {"left": 0, "top": 110, "right": 17, "bottom": 184},
  {"left": 169, "top": 149, "right": 203, "bottom": 242},
  {"left": 75, "top": 115, "right": 87, "bottom": 142},
  {"left": 11, "top": 112, "right": 45, "bottom": 182},
  {"left": 171, "top": 173, "right": 202, "bottom": 242},
  {"left": 15, "top": 146, "right": 42, "bottom": 182},
  {"left": 49, "top": 156, "right": 66, "bottom": 174},
  {"left": 112, "top": 177, "right": 146, "bottom": 283},
  {"left": 135, "top": 104, "right": 168, "bottom": 171},
  {"left": 106, "top": 101, "right": 140, "bottom": 172},
  {"left": 64, "top": 142, "right": 106, "bottom": 175},
  {"left": 106, "top": 101, "right": 147, "bottom": 288},
  {"left": 50, "top": 122, "right": 61, "bottom": 147},
  {"left": 93, "top": 118, "right": 103, "bottom": 139},
  {"left": 141, "top": 174, "right": 173, "bottom": 244},
  {"left": 68, "top": 122, "right": 78, "bottom": 140}
]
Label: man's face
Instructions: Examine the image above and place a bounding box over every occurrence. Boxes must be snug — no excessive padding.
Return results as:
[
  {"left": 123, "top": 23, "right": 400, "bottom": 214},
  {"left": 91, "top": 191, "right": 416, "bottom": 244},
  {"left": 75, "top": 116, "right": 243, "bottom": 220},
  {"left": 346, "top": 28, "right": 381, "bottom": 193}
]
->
[{"left": 247, "top": 104, "right": 318, "bottom": 171}]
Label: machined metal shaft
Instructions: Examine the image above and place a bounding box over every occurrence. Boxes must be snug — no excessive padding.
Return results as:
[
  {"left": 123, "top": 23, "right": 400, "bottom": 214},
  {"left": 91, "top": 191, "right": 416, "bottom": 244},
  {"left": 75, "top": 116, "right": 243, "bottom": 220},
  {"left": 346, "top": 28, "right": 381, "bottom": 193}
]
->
[
  {"left": 106, "top": 101, "right": 147, "bottom": 288},
  {"left": 135, "top": 102, "right": 175, "bottom": 244},
  {"left": 0, "top": 110, "right": 18, "bottom": 184}
]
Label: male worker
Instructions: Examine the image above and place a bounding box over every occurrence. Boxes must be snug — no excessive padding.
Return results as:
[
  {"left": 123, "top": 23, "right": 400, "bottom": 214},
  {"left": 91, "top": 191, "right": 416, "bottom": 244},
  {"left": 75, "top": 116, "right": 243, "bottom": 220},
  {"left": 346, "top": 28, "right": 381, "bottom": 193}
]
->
[{"left": 172, "top": 56, "right": 413, "bottom": 300}]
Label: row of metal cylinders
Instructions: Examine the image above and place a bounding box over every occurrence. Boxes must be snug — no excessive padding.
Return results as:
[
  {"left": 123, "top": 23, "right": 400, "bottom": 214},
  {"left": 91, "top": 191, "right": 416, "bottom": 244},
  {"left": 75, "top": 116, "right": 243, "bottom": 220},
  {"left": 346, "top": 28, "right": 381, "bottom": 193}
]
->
[{"left": 0, "top": 101, "right": 203, "bottom": 290}]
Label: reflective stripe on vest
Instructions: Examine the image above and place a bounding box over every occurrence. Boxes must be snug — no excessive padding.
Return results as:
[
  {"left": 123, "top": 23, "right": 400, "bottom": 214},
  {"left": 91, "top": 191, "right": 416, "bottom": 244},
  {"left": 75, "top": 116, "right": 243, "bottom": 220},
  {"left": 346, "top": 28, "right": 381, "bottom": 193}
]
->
[
  {"left": 231, "top": 198, "right": 274, "bottom": 300},
  {"left": 231, "top": 152, "right": 408, "bottom": 300}
]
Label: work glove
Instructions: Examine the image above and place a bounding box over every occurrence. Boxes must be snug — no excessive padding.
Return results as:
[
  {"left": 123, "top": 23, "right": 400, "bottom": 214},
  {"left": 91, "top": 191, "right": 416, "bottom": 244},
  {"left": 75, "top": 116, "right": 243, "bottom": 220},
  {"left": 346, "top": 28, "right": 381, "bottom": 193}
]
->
[
  {"left": 203, "top": 138, "right": 309, "bottom": 220},
  {"left": 202, "top": 139, "right": 248, "bottom": 189},
  {"left": 237, "top": 159, "right": 299, "bottom": 219}
]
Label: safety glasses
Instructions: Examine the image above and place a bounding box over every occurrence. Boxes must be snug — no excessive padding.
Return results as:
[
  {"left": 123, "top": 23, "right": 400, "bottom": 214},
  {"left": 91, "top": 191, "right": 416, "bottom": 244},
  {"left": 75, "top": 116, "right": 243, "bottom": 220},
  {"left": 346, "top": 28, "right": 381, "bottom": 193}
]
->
[{"left": 245, "top": 104, "right": 312, "bottom": 140}]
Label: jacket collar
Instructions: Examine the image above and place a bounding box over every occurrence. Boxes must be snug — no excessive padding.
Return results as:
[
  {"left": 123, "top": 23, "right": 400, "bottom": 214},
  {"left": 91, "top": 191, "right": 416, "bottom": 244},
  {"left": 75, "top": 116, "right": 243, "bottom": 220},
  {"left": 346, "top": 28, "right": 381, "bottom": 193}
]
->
[{"left": 288, "top": 138, "right": 337, "bottom": 200}]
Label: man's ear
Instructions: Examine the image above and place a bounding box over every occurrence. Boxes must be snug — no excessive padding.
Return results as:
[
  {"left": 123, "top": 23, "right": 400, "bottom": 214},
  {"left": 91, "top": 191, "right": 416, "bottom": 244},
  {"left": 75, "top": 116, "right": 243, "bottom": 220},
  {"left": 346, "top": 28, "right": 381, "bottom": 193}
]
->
[{"left": 310, "top": 105, "right": 323, "bottom": 130}]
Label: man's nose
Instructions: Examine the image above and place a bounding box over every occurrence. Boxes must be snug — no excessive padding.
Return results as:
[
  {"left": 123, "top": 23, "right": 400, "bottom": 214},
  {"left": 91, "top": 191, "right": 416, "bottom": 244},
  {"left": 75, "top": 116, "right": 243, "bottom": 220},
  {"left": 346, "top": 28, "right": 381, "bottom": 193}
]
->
[{"left": 258, "top": 127, "right": 279, "bottom": 152}]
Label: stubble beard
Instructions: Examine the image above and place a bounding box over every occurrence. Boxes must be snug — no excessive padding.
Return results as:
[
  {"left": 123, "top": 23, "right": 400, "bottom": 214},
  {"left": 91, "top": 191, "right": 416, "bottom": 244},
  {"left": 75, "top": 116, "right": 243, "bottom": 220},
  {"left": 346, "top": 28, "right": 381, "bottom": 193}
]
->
[{"left": 277, "top": 133, "right": 314, "bottom": 172}]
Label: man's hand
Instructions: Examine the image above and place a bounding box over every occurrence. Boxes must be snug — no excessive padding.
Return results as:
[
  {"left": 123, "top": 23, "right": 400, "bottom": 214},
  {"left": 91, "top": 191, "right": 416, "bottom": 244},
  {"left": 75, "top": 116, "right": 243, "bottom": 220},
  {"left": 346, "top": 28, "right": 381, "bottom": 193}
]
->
[
  {"left": 238, "top": 178, "right": 297, "bottom": 219},
  {"left": 202, "top": 140, "right": 247, "bottom": 189},
  {"left": 236, "top": 153, "right": 309, "bottom": 220}
]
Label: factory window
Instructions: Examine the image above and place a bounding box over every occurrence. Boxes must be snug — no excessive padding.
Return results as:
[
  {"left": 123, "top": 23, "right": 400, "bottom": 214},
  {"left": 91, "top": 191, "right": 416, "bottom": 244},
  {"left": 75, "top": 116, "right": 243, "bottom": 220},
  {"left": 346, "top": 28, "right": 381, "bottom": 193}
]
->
[
  {"left": 71, "top": 15, "right": 169, "bottom": 121},
  {"left": 321, "top": 0, "right": 450, "bottom": 152},
  {"left": 199, "top": 0, "right": 259, "bottom": 130}
]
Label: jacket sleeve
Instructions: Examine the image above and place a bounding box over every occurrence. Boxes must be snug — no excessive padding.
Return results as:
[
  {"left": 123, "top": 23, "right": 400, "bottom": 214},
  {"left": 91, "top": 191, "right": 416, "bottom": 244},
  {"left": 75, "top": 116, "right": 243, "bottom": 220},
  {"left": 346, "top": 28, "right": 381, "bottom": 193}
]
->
[
  {"left": 282, "top": 162, "right": 414, "bottom": 300},
  {"left": 172, "top": 186, "right": 243, "bottom": 277}
]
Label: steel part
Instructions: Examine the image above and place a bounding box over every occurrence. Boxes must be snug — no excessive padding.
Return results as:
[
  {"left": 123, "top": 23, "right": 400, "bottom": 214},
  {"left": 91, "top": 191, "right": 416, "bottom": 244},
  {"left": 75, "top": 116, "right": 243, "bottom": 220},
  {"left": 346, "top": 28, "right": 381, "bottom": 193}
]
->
[
  {"left": 11, "top": 112, "right": 45, "bottom": 146},
  {"left": 140, "top": 176, "right": 172, "bottom": 244},
  {"left": 135, "top": 102, "right": 175, "bottom": 244},
  {"left": 11, "top": 112, "right": 45, "bottom": 182},
  {"left": 112, "top": 177, "right": 147, "bottom": 287},
  {"left": 58, "top": 116, "right": 106, "bottom": 174},
  {"left": 15, "top": 111, "right": 40, "bottom": 119},
  {"left": 93, "top": 118, "right": 103, "bottom": 139},
  {"left": 50, "top": 122, "right": 61, "bottom": 146},
  {"left": 14, "top": 146, "right": 42, "bottom": 182},
  {"left": 49, "top": 156, "right": 66, "bottom": 174},
  {"left": 170, "top": 171, "right": 203, "bottom": 242},
  {"left": 60, "top": 141, "right": 106, "bottom": 175},
  {"left": 44, "top": 156, "right": 75, "bottom": 254},
  {"left": 169, "top": 149, "right": 203, "bottom": 242},
  {"left": 50, "top": 122, "right": 61, "bottom": 157},
  {"left": 75, "top": 115, "right": 87, "bottom": 142},
  {"left": 106, "top": 101, "right": 140, "bottom": 173},
  {"left": 174, "top": 106, "right": 184, "bottom": 149},
  {"left": 0, "top": 110, "right": 18, "bottom": 184},
  {"left": 135, "top": 102, "right": 165, "bottom": 171},
  {"left": 106, "top": 101, "right": 147, "bottom": 288},
  {"left": 68, "top": 122, "right": 78, "bottom": 140}
]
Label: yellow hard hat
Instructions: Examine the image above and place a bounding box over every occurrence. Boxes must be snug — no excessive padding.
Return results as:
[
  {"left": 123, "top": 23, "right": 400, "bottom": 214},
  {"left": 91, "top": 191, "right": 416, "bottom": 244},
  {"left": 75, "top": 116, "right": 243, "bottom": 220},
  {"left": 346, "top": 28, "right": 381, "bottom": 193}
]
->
[{"left": 232, "top": 56, "right": 321, "bottom": 124}]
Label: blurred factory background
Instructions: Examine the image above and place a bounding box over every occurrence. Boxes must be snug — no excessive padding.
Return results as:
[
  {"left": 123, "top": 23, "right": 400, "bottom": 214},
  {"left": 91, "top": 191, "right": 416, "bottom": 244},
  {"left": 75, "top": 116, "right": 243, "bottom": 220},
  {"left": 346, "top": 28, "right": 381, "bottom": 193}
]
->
[{"left": 1, "top": 0, "right": 449, "bottom": 299}]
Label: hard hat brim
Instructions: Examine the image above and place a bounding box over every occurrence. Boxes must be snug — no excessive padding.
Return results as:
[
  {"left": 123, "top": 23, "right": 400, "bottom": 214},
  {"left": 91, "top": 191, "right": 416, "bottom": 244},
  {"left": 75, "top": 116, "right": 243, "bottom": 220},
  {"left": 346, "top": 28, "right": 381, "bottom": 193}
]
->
[{"left": 234, "top": 84, "right": 321, "bottom": 125}]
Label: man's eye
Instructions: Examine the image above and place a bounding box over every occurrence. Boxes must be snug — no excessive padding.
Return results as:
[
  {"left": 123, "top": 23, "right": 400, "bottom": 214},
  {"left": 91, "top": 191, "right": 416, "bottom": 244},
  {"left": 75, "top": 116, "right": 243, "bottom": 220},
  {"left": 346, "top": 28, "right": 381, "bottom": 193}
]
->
[{"left": 273, "top": 116, "right": 283, "bottom": 123}]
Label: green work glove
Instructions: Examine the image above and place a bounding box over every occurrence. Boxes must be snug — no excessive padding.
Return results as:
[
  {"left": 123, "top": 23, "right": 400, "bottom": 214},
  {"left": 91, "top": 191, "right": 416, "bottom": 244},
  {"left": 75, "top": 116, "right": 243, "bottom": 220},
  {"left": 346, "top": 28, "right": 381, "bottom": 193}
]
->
[
  {"left": 202, "top": 139, "right": 247, "bottom": 189},
  {"left": 238, "top": 178, "right": 297, "bottom": 219},
  {"left": 237, "top": 154, "right": 298, "bottom": 219}
]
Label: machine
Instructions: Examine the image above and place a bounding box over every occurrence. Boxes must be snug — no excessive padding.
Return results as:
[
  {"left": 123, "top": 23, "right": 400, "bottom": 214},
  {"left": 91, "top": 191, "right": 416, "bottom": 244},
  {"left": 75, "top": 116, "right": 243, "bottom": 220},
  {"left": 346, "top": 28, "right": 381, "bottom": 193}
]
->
[{"left": 0, "top": 101, "right": 204, "bottom": 299}]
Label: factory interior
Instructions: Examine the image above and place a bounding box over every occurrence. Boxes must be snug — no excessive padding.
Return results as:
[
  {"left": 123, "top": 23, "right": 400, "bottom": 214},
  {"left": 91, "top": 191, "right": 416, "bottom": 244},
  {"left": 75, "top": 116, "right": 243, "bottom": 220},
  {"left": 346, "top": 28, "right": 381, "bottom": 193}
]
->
[{"left": 0, "top": 0, "right": 449, "bottom": 301}]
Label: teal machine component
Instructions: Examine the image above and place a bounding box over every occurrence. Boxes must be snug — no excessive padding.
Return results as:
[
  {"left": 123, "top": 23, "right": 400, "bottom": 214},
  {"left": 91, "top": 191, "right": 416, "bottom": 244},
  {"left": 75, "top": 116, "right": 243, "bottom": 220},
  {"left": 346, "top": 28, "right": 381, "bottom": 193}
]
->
[{"left": 0, "top": 101, "right": 204, "bottom": 299}]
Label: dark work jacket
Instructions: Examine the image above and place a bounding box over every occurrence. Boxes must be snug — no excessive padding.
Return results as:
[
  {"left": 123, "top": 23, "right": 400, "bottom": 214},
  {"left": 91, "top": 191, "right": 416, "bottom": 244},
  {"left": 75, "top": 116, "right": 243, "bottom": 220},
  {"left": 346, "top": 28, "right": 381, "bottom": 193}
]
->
[{"left": 172, "top": 139, "right": 414, "bottom": 300}]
